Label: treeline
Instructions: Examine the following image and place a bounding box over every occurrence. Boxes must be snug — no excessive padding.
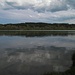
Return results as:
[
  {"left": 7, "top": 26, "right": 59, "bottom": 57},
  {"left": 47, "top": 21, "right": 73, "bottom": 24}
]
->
[{"left": 0, "top": 22, "right": 75, "bottom": 30}]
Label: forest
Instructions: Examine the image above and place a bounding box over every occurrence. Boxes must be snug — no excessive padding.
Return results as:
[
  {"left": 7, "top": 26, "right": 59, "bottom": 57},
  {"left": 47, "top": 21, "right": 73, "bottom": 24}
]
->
[{"left": 0, "top": 22, "right": 75, "bottom": 30}]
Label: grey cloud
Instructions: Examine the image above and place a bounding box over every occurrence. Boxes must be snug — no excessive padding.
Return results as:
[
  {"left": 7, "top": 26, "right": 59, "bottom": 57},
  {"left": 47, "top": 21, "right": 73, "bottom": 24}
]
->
[
  {"left": 48, "top": 0, "right": 68, "bottom": 12},
  {"left": 0, "top": 9, "right": 75, "bottom": 24},
  {"left": 66, "top": 0, "right": 75, "bottom": 9},
  {"left": 0, "top": 0, "right": 75, "bottom": 24},
  {"left": 5, "top": 1, "right": 33, "bottom": 10},
  {"left": 0, "top": 0, "right": 75, "bottom": 12}
]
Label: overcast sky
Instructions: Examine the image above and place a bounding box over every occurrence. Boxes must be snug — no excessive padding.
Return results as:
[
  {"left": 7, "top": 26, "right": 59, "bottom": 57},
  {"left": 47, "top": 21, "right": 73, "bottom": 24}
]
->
[{"left": 0, "top": 0, "right": 75, "bottom": 24}]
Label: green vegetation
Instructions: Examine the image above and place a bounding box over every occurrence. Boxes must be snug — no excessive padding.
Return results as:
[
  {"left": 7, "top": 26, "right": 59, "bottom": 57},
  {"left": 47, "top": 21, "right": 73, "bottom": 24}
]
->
[{"left": 0, "top": 23, "right": 75, "bottom": 30}]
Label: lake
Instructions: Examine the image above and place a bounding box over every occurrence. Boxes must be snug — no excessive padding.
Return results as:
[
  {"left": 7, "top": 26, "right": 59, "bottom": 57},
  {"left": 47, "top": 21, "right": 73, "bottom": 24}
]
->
[{"left": 0, "top": 31, "right": 75, "bottom": 75}]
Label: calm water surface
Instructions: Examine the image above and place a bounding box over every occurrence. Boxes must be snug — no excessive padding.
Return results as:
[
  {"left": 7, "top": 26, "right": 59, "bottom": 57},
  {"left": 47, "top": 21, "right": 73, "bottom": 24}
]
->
[{"left": 0, "top": 31, "right": 75, "bottom": 75}]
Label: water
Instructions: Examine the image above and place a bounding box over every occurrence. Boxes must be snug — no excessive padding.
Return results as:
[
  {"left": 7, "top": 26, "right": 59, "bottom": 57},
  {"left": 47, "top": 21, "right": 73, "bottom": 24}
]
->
[{"left": 0, "top": 31, "right": 75, "bottom": 75}]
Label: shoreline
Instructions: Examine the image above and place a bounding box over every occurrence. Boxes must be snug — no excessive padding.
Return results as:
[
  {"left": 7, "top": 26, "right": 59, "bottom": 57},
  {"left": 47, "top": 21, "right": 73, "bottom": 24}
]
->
[{"left": 0, "top": 30, "right": 75, "bottom": 31}]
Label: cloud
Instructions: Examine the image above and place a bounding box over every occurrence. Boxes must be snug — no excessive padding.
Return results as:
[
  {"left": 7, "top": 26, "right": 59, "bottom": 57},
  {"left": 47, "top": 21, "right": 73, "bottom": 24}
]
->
[
  {"left": 0, "top": 0, "right": 75, "bottom": 24},
  {"left": 66, "top": 0, "right": 75, "bottom": 9},
  {"left": 0, "top": 0, "right": 75, "bottom": 12},
  {"left": 0, "top": 9, "right": 75, "bottom": 24}
]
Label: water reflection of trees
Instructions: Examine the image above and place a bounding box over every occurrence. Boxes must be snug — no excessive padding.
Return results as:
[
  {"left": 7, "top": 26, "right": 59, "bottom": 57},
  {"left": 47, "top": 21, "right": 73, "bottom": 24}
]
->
[{"left": 0, "top": 31, "right": 75, "bottom": 37}]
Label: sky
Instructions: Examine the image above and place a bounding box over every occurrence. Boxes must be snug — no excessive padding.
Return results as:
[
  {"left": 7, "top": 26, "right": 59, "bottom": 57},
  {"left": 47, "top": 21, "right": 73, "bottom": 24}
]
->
[{"left": 0, "top": 0, "right": 75, "bottom": 24}]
